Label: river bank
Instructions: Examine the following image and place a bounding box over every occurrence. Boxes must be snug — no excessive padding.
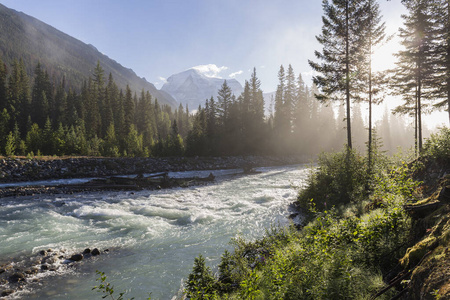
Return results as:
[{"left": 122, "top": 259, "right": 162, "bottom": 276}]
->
[{"left": 0, "top": 155, "right": 306, "bottom": 183}]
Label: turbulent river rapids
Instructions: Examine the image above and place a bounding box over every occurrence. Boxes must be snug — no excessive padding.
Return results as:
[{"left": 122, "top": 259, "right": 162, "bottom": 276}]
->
[{"left": 0, "top": 164, "right": 309, "bottom": 299}]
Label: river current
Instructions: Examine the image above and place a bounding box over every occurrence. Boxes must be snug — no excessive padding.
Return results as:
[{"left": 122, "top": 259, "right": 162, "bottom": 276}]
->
[{"left": 0, "top": 164, "right": 309, "bottom": 299}]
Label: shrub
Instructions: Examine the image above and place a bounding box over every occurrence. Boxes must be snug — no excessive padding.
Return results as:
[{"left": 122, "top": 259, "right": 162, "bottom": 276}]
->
[
  {"left": 423, "top": 127, "right": 450, "bottom": 163},
  {"left": 297, "top": 149, "right": 369, "bottom": 212}
]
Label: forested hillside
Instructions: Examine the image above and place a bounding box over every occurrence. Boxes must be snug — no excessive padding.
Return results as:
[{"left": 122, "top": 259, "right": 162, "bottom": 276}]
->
[{"left": 0, "top": 3, "right": 176, "bottom": 107}]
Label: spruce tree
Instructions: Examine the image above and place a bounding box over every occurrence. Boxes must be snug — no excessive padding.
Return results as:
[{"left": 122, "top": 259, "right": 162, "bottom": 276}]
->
[
  {"left": 248, "top": 68, "right": 265, "bottom": 154},
  {"left": 309, "top": 0, "right": 368, "bottom": 150},
  {"left": 360, "top": 0, "right": 388, "bottom": 170},
  {"left": 293, "top": 73, "right": 309, "bottom": 151},
  {"left": 0, "top": 57, "right": 7, "bottom": 112},
  {"left": 8, "top": 59, "right": 31, "bottom": 137},
  {"left": 391, "top": 0, "right": 436, "bottom": 153},
  {"left": 284, "top": 64, "right": 296, "bottom": 136},
  {"left": 274, "top": 65, "right": 285, "bottom": 136},
  {"left": 124, "top": 85, "right": 135, "bottom": 135},
  {"left": 217, "top": 80, "right": 232, "bottom": 128},
  {"left": 429, "top": 0, "right": 450, "bottom": 124}
]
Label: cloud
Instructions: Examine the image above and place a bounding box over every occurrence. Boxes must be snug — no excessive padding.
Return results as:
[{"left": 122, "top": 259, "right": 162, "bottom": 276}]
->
[
  {"left": 229, "top": 70, "right": 243, "bottom": 78},
  {"left": 192, "top": 64, "right": 228, "bottom": 78},
  {"left": 154, "top": 76, "right": 167, "bottom": 88}
]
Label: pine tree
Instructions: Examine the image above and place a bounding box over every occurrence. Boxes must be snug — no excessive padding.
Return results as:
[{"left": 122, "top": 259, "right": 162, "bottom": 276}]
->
[
  {"left": 250, "top": 68, "right": 265, "bottom": 123},
  {"left": 274, "top": 65, "right": 285, "bottom": 135},
  {"left": 32, "top": 63, "right": 53, "bottom": 128},
  {"left": 124, "top": 85, "right": 135, "bottom": 135},
  {"left": 205, "top": 97, "right": 217, "bottom": 155},
  {"left": 8, "top": 59, "right": 31, "bottom": 137},
  {"left": 54, "top": 77, "right": 67, "bottom": 127},
  {"left": 186, "top": 106, "right": 208, "bottom": 156},
  {"left": 284, "top": 64, "right": 296, "bottom": 136},
  {"left": 292, "top": 73, "right": 309, "bottom": 151},
  {"left": 0, "top": 56, "right": 7, "bottom": 112},
  {"left": 0, "top": 109, "right": 10, "bottom": 154},
  {"left": 360, "top": 0, "right": 388, "bottom": 170},
  {"left": 429, "top": 0, "right": 450, "bottom": 124},
  {"left": 217, "top": 80, "right": 233, "bottom": 128},
  {"left": 5, "top": 131, "right": 16, "bottom": 157},
  {"left": 309, "top": 0, "right": 368, "bottom": 150},
  {"left": 186, "top": 255, "right": 216, "bottom": 298},
  {"left": 391, "top": 0, "right": 436, "bottom": 153},
  {"left": 83, "top": 78, "right": 102, "bottom": 138},
  {"left": 246, "top": 68, "right": 266, "bottom": 154}
]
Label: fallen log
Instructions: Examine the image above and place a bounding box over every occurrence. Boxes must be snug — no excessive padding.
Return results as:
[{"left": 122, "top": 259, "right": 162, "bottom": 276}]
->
[{"left": 403, "top": 201, "right": 444, "bottom": 219}]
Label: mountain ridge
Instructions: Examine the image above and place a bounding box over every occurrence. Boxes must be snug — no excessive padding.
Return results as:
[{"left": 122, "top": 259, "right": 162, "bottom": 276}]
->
[
  {"left": 0, "top": 3, "right": 177, "bottom": 107},
  {"left": 161, "top": 68, "right": 244, "bottom": 109}
]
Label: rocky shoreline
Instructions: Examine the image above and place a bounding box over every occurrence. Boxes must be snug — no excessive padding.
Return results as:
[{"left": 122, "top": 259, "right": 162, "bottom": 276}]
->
[
  {"left": 0, "top": 156, "right": 306, "bottom": 183},
  {"left": 0, "top": 247, "right": 108, "bottom": 299}
]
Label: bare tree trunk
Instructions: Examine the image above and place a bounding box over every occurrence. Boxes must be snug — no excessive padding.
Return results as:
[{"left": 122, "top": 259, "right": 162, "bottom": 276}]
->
[
  {"left": 368, "top": 0, "right": 373, "bottom": 172},
  {"left": 346, "top": 0, "right": 352, "bottom": 150},
  {"left": 447, "top": 0, "right": 450, "bottom": 125}
]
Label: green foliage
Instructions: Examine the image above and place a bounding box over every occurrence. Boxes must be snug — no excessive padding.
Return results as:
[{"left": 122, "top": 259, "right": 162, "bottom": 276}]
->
[
  {"left": 185, "top": 255, "right": 217, "bottom": 299},
  {"left": 297, "top": 149, "right": 370, "bottom": 212},
  {"left": 423, "top": 127, "right": 450, "bottom": 163},
  {"left": 183, "top": 147, "right": 418, "bottom": 299},
  {"left": 4, "top": 131, "right": 15, "bottom": 156},
  {"left": 92, "top": 270, "right": 150, "bottom": 300}
]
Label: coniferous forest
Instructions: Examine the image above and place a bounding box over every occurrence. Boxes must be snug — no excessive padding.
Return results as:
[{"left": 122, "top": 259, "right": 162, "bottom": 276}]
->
[{"left": 0, "top": 56, "right": 422, "bottom": 159}]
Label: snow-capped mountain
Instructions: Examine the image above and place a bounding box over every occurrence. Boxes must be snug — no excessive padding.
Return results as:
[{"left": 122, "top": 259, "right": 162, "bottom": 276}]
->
[{"left": 161, "top": 69, "right": 244, "bottom": 109}]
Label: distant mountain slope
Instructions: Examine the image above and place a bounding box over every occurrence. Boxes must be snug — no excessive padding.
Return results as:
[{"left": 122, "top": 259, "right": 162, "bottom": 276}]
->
[
  {"left": 0, "top": 3, "right": 176, "bottom": 107},
  {"left": 161, "top": 69, "right": 244, "bottom": 109}
]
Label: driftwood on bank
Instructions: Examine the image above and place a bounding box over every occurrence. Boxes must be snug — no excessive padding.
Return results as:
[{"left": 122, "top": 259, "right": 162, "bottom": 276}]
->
[{"left": 0, "top": 173, "right": 215, "bottom": 198}]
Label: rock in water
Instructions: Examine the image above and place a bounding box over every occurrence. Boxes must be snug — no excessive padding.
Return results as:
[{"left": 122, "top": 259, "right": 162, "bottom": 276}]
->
[
  {"left": 9, "top": 272, "right": 25, "bottom": 283},
  {"left": 69, "top": 254, "right": 83, "bottom": 262},
  {"left": 91, "top": 248, "right": 100, "bottom": 256},
  {"left": 1, "top": 289, "right": 15, "bottom": 297}
]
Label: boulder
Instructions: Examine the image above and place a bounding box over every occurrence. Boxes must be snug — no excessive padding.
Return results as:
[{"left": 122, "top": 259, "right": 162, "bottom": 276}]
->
[
  {"left": 69, "top": 254, "right": 83, "bottom": 262},
  {"left": 9, "top": 272, "right": 25, "bottom": 283},
  {"left": 1, "top": 289, "right": 15, "bottom": 297}
]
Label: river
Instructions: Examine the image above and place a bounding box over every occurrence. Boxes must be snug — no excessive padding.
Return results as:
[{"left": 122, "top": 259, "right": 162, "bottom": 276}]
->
[{"left": 0, "top": 164, "right": 309, "bottom": 299}]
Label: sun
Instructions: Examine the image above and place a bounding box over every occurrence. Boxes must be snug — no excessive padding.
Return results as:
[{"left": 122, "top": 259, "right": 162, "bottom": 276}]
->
[{"left": 371, "top": 37, "right": 401, "bottom": 73}]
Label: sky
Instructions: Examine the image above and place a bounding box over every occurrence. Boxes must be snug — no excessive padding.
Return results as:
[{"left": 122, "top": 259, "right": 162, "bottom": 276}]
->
[{"left": 0, "top": 0, "right": 448, "bottom": 127}]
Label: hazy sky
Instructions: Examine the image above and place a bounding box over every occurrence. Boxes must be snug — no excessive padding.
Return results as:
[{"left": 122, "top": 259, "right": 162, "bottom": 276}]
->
[{"left": 0, "top": 0, "right": 407, "bottom": 92}]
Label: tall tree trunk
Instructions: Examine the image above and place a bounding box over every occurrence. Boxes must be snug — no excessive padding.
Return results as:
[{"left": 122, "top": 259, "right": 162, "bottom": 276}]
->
[
  {"left": 346, "top": 0, "right": 352, "bottom": 150},
  {"left": 415, "top": 85, "right": 418, "bottom": 157},
  {"left": 447, "top": 0, "right": 450, "bottom": 125},
  {"left": 368, "top": 0, "right": 373, "bottom": 172},
  {"left": 418, "top": 63, "right": 423, "bottom": 153}
]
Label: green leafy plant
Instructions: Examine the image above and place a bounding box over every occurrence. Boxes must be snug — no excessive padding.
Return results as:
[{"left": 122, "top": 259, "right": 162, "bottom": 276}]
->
[{"left": 92, "top": 270, "right": 150, "bottom": 300}]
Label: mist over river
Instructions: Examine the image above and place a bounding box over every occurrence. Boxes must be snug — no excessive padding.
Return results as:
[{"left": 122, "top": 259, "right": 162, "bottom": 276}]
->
[{"left": 0, "top": 164, "right": 309, "bottom": 299}]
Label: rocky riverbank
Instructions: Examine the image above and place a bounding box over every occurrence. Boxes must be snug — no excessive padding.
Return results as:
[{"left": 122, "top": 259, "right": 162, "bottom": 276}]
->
[
  {"left": 0, "top": 156, "right": 306, "bottom": 183},
  {"left": 0, "top": 247, "right": 108, "bottom": 299}
]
